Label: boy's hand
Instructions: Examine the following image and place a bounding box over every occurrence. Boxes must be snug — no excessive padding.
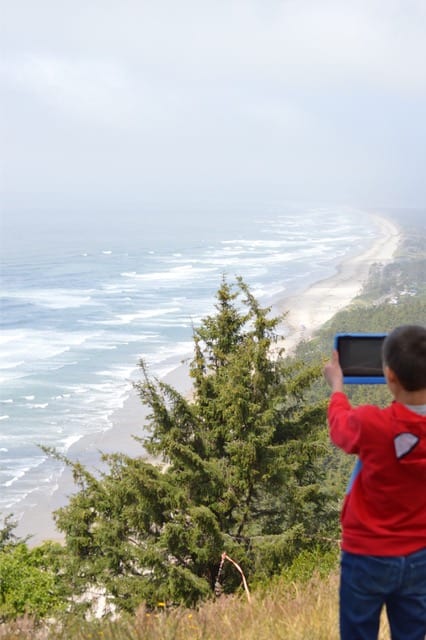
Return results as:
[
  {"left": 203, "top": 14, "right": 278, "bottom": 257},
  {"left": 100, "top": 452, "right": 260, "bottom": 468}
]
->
[{"left": 323, "top": 350, "right": 344, "bottom": 393}]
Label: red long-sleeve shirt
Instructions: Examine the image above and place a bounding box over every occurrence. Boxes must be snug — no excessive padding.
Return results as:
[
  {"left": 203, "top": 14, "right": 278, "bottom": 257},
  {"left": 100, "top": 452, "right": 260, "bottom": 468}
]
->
[{"left": 328, "top": 392, "right": 426, "bottom": 555}]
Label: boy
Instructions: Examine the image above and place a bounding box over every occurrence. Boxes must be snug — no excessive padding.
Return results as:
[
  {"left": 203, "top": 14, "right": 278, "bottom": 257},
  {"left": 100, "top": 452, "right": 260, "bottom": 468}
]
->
[{"left": 323, "top": 324, "right": 426, "bottom": 640}]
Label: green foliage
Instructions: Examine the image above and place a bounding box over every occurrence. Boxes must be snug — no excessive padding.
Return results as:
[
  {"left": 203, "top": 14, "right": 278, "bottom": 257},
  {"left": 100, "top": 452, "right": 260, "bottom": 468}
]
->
[
  {"left": 52, "top": 277, "right": 339, "bottom": 613},
  {"left": 0, "top": 541, "right": 68, "bottom": 622},
  {"left": 0, "top": 515, "right": 68, "bottom": 622},
  {"left": 279, "top": 546, "right": 339, "bottom": 584},
  {"left": 0, "top": 514, "right": 20, "bottom": 550}
]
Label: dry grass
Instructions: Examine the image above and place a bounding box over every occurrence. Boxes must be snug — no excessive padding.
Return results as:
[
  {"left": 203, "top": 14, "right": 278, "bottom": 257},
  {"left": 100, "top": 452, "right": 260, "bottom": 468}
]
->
[
  {"left": 0, "top": 571, "right": 392, "bottom": 640},
  {"left": 126, "top": 572, "right": 389, "bottom": 640}
]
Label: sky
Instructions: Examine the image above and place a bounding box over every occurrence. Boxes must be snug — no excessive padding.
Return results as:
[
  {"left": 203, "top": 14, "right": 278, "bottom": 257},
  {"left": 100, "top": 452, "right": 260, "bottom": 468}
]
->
[{"left": 1, "top": 0, "right": 426, "bottom": 233}]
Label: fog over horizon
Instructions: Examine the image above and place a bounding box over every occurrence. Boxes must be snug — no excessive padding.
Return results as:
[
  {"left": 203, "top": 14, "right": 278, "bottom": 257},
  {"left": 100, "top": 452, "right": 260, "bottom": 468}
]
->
[{"left": 1, "top": 0, "right": 426, "bottom": 239}]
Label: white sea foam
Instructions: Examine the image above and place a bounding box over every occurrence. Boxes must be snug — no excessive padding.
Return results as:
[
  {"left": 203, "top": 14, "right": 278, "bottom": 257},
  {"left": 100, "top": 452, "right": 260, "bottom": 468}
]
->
[
  {"left": 70, "top": 385, "right": 90, "bottom": 395},
  {"left": 61, "top": 434, "right": 83, "bottom": 452},
  {"left": 0, "top": 329, "right": 94, "bottom": 362},
  {"left": 145, "top": 340, "right": 193, "bottom": 367},
  {"left": 101, "top": 282, "right": 138, "bottom": 293},
  {"left": 81, "top": 332, "right": 160, "bottom": 347},
  {"left": 3, "top": 462, "right": 35, "bottom": 487},
  {"left": 121, "top": 264, "right": 215, "bottom": 283},
  {"left": 2, "top": 288, "right": 96, "bottom": 310},
  {"left": 0, "top": 360, "right": 25, "bottom": 371},
  {"left": 95, "top": 365, "right": 138, "bottom": 381},
  {"left": 96, "top": 307, "right": 182, "bottom": 326},
  {"left": 221, "top": 238, "right": 292, "bottom": 249}
]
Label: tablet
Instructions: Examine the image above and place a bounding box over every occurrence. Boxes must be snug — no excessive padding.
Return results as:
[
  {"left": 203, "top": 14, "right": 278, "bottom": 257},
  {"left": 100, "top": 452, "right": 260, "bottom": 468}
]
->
[{"left": 334, "top": 333, "right": 387, "bottom": 384}]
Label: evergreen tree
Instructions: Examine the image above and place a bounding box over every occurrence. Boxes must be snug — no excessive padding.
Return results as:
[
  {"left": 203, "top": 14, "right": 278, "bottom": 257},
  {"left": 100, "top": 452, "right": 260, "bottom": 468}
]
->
[{"left": 53, "top": 278, "right": 340, "bottom": 611}]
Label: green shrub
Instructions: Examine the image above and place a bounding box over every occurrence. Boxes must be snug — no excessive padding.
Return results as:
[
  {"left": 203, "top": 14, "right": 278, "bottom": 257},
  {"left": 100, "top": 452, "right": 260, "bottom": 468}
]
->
[{"left": 0, "top": 543, "right": 67, "bottom": 621}]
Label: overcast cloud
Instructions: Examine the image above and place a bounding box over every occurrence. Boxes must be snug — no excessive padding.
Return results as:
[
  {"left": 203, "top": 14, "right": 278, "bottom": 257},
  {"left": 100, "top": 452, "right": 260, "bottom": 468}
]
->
[{"left": 1, "top": 0, "right": 426, "bottom": 223}]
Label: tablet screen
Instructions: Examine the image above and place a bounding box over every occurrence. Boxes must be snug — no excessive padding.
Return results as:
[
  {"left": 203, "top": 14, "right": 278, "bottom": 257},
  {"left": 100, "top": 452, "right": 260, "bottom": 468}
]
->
[{"left": 336, "top": 335, "right": 386, "bottom": 378}]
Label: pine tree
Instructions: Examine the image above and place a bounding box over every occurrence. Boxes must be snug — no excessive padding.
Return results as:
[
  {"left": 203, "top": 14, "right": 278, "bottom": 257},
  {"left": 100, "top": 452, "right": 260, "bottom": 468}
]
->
[{"left": 53, "top": 277, "right": 340, "bottom": 611}]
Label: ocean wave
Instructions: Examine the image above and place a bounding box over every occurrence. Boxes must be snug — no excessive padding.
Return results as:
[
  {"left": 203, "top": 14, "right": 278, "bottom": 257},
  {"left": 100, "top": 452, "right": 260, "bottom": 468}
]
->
[
  {"left": 94, "top": 365, "right": 138, "bottom": 381},
  {"left": 0, "top": 360, "right": 25, "bottom": 371},
  {"left": 60, "top": 434, "right": 83, "bottom": 452},
  {"left": 2, "top": 287, "right": 97, "bottom": 310},
  {"left": 100, "top": 282, "right": 139, "bottom": 293},
  {"left": 121, "top": 264, "right": 216, "bottom": 283},
  {"left": 2, "top": 457, "right": 44, "bottom": 488},
  {"left": 0, "top": 329, "right": 98, "bottom": 383},
  {"left": 221, "top": 238, "right": 293, "bottom": 249}
]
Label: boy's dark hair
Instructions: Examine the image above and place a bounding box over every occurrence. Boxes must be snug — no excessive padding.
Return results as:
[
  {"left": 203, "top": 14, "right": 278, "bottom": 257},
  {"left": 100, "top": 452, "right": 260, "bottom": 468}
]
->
[{"left": 382, "top": 324, "right": 426, "bottom": 391}]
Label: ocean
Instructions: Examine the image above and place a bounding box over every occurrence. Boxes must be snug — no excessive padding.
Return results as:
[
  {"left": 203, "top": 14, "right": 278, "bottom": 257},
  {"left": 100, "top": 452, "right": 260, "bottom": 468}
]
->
[{"left": 0, "top": 206, "right": 379, "bottom": 522}]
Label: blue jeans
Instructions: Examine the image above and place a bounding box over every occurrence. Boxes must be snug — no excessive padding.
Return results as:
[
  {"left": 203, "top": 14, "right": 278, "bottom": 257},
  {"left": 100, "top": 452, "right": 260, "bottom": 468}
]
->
[{"left": 340, "top": 548, "right": 426, "bottom": 640}]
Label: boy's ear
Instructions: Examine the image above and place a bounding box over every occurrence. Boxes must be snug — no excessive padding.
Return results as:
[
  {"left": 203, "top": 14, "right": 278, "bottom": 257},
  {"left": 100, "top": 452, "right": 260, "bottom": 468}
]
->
[{"left": 384, "top": 366, "right": 398, "bottom": 384}]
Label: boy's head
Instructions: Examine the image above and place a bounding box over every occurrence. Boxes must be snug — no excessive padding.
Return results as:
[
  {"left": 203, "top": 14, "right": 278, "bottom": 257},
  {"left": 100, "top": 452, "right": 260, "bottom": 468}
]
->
[{"left": 382, "top": 324, "right": 426, "bottom": 392}]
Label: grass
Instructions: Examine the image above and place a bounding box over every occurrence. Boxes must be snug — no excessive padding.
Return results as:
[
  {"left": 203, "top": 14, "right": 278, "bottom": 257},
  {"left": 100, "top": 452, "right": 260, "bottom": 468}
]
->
[{"left": 0, "top": 570, "right": 392, "bottom": 640}]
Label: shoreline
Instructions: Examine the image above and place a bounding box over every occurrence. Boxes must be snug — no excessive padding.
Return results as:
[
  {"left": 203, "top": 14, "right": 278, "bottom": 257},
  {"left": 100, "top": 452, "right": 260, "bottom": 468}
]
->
[
  {"left": 16, "top": 364, "right": 194, "bottom": 546},
  {"left": 275, "top": 212, "right": 401, "bottom": 353},
  {"left": 16, "top": 211, "right": 402, "bottom": 546}
]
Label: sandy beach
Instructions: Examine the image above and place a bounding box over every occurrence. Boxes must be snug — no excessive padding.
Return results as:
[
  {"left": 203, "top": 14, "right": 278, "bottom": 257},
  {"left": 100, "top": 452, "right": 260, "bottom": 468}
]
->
[
  {"left": 276, "top": 212, "right": 401, "bottom": 353},
  {"left": 16, "top": 211, "right": 401, "bottom": 546}
]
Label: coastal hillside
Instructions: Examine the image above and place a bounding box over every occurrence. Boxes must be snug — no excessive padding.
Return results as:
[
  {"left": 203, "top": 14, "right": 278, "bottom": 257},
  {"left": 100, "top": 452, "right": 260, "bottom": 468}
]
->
[{"left": 0, "top": 219, "right": 424, "bottom": 639}]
